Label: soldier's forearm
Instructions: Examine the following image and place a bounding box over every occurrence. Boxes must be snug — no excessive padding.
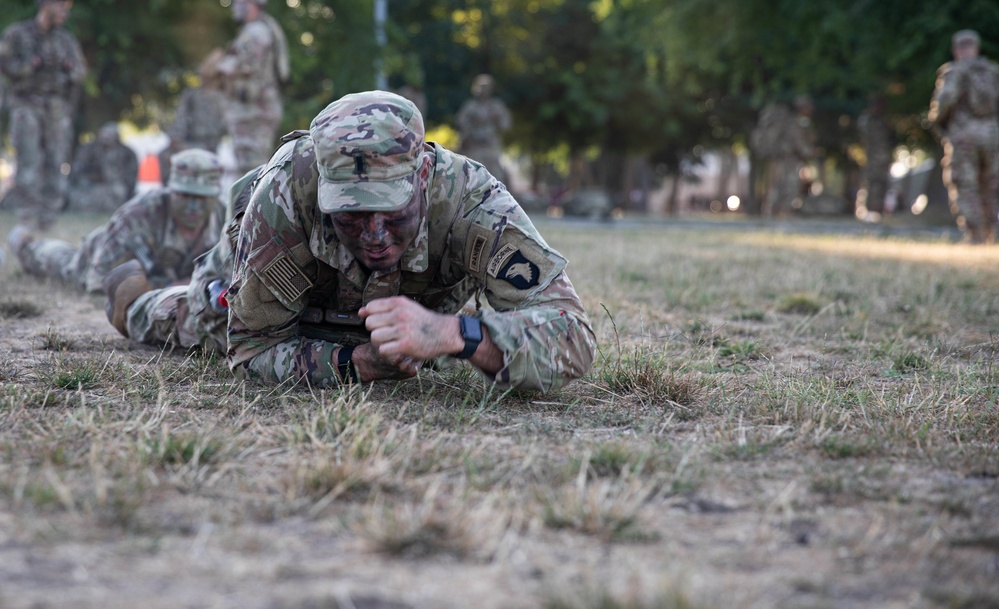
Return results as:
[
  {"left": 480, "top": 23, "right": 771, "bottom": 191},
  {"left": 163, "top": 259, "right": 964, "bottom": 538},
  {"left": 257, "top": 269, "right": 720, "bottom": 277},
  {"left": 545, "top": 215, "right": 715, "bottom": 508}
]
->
[{"left": 478, "top": 305, "right": 596, "bottom": 393}]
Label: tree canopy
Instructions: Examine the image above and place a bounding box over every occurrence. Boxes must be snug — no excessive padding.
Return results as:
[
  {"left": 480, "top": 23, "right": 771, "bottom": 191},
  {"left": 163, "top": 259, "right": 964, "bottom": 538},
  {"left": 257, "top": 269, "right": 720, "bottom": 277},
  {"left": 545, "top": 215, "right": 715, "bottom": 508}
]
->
[{"left": 2, "top": 0, "right": 997, "bottom": 195}]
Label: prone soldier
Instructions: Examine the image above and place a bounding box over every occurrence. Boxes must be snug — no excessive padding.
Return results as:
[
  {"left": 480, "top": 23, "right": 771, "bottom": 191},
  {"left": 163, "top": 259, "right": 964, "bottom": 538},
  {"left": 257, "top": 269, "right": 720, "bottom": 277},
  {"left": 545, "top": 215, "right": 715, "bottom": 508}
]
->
[
  {"left": 106, "top": 91, "right": 596, "bottom": 393},
  {"left": 7, "top": 149, "right": 223, "bottom": 294}
]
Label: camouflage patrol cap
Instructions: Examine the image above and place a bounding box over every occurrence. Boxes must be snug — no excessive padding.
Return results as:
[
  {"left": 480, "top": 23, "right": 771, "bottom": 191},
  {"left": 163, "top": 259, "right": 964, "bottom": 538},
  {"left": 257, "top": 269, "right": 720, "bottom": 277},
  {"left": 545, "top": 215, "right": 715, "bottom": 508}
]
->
[
  {"left": 168, "top": 149, "right": 223, "bottom": 197},
  {"left": 310, "top": 90, "right": 425, "bottom": 214},
  {"left": 953, "top": 30, "right": 980, "bottom": 47}
]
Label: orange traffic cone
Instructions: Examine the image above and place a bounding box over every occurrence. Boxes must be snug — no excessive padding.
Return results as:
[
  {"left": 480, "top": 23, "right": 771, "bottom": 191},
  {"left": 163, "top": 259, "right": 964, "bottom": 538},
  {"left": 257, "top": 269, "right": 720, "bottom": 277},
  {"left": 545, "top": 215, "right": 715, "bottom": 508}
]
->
[{"left": 138, "top": 154, "right": 161, "bottom": 184}]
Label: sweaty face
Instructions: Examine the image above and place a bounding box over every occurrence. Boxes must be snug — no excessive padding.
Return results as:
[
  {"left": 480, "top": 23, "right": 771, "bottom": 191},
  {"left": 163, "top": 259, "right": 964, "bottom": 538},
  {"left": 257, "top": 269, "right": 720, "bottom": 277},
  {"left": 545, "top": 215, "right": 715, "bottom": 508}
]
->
[
  {"left": 169, "top": 192, "right": 214, "bottom": 232},
  {"left": 330, "top": 195, "right": 423, "bottom": 273}
]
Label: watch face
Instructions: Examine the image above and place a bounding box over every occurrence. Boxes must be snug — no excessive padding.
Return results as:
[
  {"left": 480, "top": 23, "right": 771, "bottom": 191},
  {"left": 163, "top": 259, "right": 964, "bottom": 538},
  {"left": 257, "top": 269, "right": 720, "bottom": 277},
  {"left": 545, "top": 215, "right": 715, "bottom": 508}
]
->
[
  {"left": 461, "top": 316, "right": 483, "bottom": 341},
  {"left": 457, "top": 316, "right": 482, "bottom": 359}
]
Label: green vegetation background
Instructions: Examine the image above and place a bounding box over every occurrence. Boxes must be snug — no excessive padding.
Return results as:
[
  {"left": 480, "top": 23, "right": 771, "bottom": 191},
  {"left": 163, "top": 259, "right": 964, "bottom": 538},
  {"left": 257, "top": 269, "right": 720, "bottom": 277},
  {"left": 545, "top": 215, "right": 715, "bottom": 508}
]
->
[{"left": 1, "top": 0, "right": 998, "bottom": 192}]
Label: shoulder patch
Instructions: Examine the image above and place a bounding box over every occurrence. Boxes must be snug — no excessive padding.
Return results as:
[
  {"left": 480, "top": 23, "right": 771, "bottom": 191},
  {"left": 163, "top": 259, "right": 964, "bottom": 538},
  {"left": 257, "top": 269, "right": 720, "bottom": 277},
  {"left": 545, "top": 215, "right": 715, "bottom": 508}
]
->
[
  {"left": 464, "top": 223, "right": 499, "bottom": 276},
  {"left": 486, "top": 243, "right": 518, "bottom": 278},
  {"left": 493, "top": 249, "right": 540, "bottom": 290},
  {"left": 262, "top": 254, "right": 313, "bottom": 303}
]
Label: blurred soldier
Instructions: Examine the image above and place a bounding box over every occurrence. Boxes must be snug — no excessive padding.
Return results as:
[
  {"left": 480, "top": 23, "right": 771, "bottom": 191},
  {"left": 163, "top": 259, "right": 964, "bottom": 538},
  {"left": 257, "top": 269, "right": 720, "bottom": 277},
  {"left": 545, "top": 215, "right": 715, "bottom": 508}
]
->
[
  {"left": 857, "top": 95, "right": 893, "bottom": 216},
  {"left": 137, "top": 91, "right": 594, "bottom": 392},
  {"left": 159, "top": 50, "right": 228, "bottom": 185},
  {"left": 216, "top": 0, "right": 290, "bottom": 176},
  {"left": 0, "top": 0, "right": 86, "bottom": 230},
  {"left": 7, "top": 149, "right": 223, "bottom": 294},
  {"left": 66, "top": 122, "right": 138, "bottom": 212},
  {"left": 456, "top": 74, "right": 512, "bottom": 184},
  {"left": 929, "top": 29, "right": 999, "bottom": 244},
  {"left": 751, "top": 98, "right": 817, "bottom": 217}
]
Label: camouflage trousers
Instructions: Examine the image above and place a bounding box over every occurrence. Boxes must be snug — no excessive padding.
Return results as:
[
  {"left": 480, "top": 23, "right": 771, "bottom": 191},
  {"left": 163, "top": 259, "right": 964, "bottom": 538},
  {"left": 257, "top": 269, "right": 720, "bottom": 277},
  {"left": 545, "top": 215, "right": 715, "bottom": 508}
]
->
[
  {"left": 15, "top": 228, "right": 101, "bottom": 290},
  {"left": 126, "top": 284, "right": 227, "bottom": 353},
  {"left": 7, "top": 98, "right": 74, "bottom": 229},
  {"left": 225, "top": 88, "right": 282, "bottom": 176},
  {"left": 762, "top": 156, "right": 802, "bottom": 217},
  {"left": 942, "top": 127, "right": 999, "bottom": 243}
]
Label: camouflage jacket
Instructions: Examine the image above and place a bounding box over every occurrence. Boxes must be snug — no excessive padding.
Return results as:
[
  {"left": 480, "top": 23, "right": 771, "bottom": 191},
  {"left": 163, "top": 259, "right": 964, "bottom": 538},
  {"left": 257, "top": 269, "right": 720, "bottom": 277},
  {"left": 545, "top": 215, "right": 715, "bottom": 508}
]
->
[
  {"left": 456, "top": 98, "right": 512, "bottom": 149},
  {"left": 930, "top": 57, "right": 999, "bottom": 136},
  {"left": 69, "top": 139, "right": 138, "bottom": 197},
  {"left": 226, "top": 135, "right": 596, "bottom": 392},
  {"left": 167, "top": 86, "right": 228, "bottom": 152},
  {"left": 217, "top": 16, "right": 288, "bottom": 106},
  {"left": 86, "top": 189, "right": 222, "bottom": 292},
  {"left": 0, "top": 18, "right": 85, "bottom": 103}
]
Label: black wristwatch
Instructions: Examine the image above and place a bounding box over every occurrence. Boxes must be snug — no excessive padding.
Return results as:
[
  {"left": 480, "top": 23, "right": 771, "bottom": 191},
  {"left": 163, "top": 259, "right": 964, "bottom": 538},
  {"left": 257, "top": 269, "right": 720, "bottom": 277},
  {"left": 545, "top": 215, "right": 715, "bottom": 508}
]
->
[{"left": 455, "top": 316, "right": 482, "bottom": 359}]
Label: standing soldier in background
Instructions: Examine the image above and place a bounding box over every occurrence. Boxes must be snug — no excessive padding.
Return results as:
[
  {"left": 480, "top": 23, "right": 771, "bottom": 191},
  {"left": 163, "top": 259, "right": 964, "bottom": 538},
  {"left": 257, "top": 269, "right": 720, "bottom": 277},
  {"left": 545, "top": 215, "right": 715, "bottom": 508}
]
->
[
  {"left": 929, "top": 29, "right": 999, "bottom": 244},
  {"left": 0, "top": 0, "right": 86, "bottom": 230},
  {"left": 857, "top": 94, "right": 894, "bottom": 218},
  {"left": 66, "top": 122, "right": 138, "bottom": 213},
  {"left": 750, "top": 98, "right": 816, "bottom": 217},
  {"left": 456, "top": 74, "right": 512, "bottom": 184},
  {"left": 159, "top": 50, "right": 228, "bottom": 185},
  {"left": 216, "top": 0, "right": 290, "bottom": 176}
]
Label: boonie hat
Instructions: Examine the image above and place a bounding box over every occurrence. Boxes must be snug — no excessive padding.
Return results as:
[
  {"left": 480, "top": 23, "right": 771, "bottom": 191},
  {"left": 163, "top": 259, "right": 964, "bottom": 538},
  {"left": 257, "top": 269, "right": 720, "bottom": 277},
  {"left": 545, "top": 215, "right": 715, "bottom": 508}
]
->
[
  {"left": 168, "top": 149, "right": 223, "bottom": 197},
  {"left": 310, "top": 90, "right": 425, "bottom": 214}
]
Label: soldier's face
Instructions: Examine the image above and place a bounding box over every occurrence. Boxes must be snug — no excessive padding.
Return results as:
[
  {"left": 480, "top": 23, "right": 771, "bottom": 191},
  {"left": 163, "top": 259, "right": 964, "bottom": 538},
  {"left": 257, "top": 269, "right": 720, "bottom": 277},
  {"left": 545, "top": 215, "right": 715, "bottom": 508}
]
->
[
  {"left": 330, "top": 195, "right": 423, "bottom": 272},
  {"left": 232, "top": 0, "right": 249, "bottom": 21},
  {"left": 169, "top": 193, "right": 214, "bottom": 231},
  {"left": 41, "top": 1, "right": 72, "bottom": 26}
]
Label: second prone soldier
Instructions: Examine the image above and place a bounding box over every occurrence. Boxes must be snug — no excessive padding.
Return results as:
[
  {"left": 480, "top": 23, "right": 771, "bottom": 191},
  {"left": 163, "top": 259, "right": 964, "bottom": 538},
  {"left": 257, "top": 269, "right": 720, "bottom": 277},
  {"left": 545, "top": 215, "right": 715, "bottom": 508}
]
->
[{"left": 7, "top": 149, "right": 223, "bottom": 294}]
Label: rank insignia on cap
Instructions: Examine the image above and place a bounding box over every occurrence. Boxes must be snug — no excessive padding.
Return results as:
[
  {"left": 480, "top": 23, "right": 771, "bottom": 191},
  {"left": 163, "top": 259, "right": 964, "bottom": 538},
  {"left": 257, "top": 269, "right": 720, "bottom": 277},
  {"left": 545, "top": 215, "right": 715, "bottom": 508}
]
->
[{"left": 497, "top": 250, "right": 539, "bottom": 290}]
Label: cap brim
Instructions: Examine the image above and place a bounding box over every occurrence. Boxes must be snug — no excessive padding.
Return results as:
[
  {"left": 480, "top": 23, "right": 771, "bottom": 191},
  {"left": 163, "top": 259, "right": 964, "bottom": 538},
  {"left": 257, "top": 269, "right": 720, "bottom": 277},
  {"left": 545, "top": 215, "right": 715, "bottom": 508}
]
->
[{"left": 317, "top": 172, "right": 417, "bottom": 214}]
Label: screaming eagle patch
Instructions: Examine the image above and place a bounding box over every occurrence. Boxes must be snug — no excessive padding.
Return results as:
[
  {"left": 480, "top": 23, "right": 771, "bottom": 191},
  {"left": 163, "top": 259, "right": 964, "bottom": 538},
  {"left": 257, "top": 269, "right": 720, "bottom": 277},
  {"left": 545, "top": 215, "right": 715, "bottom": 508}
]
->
[{"left": 494, "top": 249, "right": 540, "bottom": 290}]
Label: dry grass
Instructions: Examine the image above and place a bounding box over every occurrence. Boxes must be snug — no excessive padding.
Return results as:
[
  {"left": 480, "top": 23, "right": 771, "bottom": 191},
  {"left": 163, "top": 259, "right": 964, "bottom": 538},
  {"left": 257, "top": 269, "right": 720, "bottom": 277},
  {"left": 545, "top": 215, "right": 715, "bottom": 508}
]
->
[{"left": 0, "top": 211, "right": 998, "bottom": 609}]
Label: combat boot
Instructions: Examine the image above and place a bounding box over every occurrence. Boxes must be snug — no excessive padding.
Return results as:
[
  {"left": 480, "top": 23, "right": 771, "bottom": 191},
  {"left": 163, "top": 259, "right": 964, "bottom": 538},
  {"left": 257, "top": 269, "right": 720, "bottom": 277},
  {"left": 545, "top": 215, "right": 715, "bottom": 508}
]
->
[{"left": 103, "top": 260, "right": 152, "bottom": 338}]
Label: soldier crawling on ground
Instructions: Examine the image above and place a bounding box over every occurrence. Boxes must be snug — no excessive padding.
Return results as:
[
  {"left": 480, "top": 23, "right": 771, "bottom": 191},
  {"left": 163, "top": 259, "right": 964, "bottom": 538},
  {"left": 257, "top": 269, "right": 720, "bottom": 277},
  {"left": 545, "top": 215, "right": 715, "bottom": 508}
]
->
[
  {"left": 103, "top": 91, "right": 595, "bottom": 393},
  {"left": 7, "top": 150, "right": 223, "bottom": 299}
]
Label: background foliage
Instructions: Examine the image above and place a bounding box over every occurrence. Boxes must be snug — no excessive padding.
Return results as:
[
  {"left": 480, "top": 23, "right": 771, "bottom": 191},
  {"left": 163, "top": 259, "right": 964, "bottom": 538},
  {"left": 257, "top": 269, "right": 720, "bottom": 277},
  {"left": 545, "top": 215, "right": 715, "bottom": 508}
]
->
[{"left": 2, "top": 0, "right": 998, "bottom": 199}]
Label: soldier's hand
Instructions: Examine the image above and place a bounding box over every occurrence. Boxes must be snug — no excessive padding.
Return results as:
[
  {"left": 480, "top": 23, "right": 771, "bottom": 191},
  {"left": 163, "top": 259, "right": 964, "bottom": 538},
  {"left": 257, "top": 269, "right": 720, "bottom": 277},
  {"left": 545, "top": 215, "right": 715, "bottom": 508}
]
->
[
  {"left": 350, "top": 343, "right": 421, "bottom": 381},
  {"left": 360, "top": 296, "right": 463, "bottom": 361}
]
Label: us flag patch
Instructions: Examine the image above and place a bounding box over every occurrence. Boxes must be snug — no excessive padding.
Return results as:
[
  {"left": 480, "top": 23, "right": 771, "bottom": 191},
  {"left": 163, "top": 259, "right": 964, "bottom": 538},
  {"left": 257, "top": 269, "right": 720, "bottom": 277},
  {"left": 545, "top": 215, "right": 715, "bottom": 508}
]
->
[{"left": 262, "top": 254, "right": 313, "bottom": 302}]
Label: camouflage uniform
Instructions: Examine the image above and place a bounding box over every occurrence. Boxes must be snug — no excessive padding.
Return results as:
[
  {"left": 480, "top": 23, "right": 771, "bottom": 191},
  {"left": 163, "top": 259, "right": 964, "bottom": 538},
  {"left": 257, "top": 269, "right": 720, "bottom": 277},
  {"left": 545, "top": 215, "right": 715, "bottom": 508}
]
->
[
  {"left": 226, "top": 91, "right": 595, "bottom": 393},
  {"left": 456, "top": 74, "right": 512, "bottom": 184},
  {"left": 857, "top": 97, "right": 893, "bottom": 215},
  {"left": 66, "top": 123, "right": 139, "bottom": 212},
  {"left": 929, "top": 33, "right": 999, "bottom": 243},
  {"left": 159, "top": 86, "right": 228, "bottom": 185},
  {"left": 13, "top": 150, "right": 223, "bottom": 293},
  {"left": 217, "top": 2, "right": 290, "bottom": 176},
  {"left": 0, "top": 9, "right": 86, "bottom": 229},
  {"left": 124, "top": 168, "right": 259, "bottom": 352},
  {"left": 751, "top": 100, "right": 815, "bottom": 216}
]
